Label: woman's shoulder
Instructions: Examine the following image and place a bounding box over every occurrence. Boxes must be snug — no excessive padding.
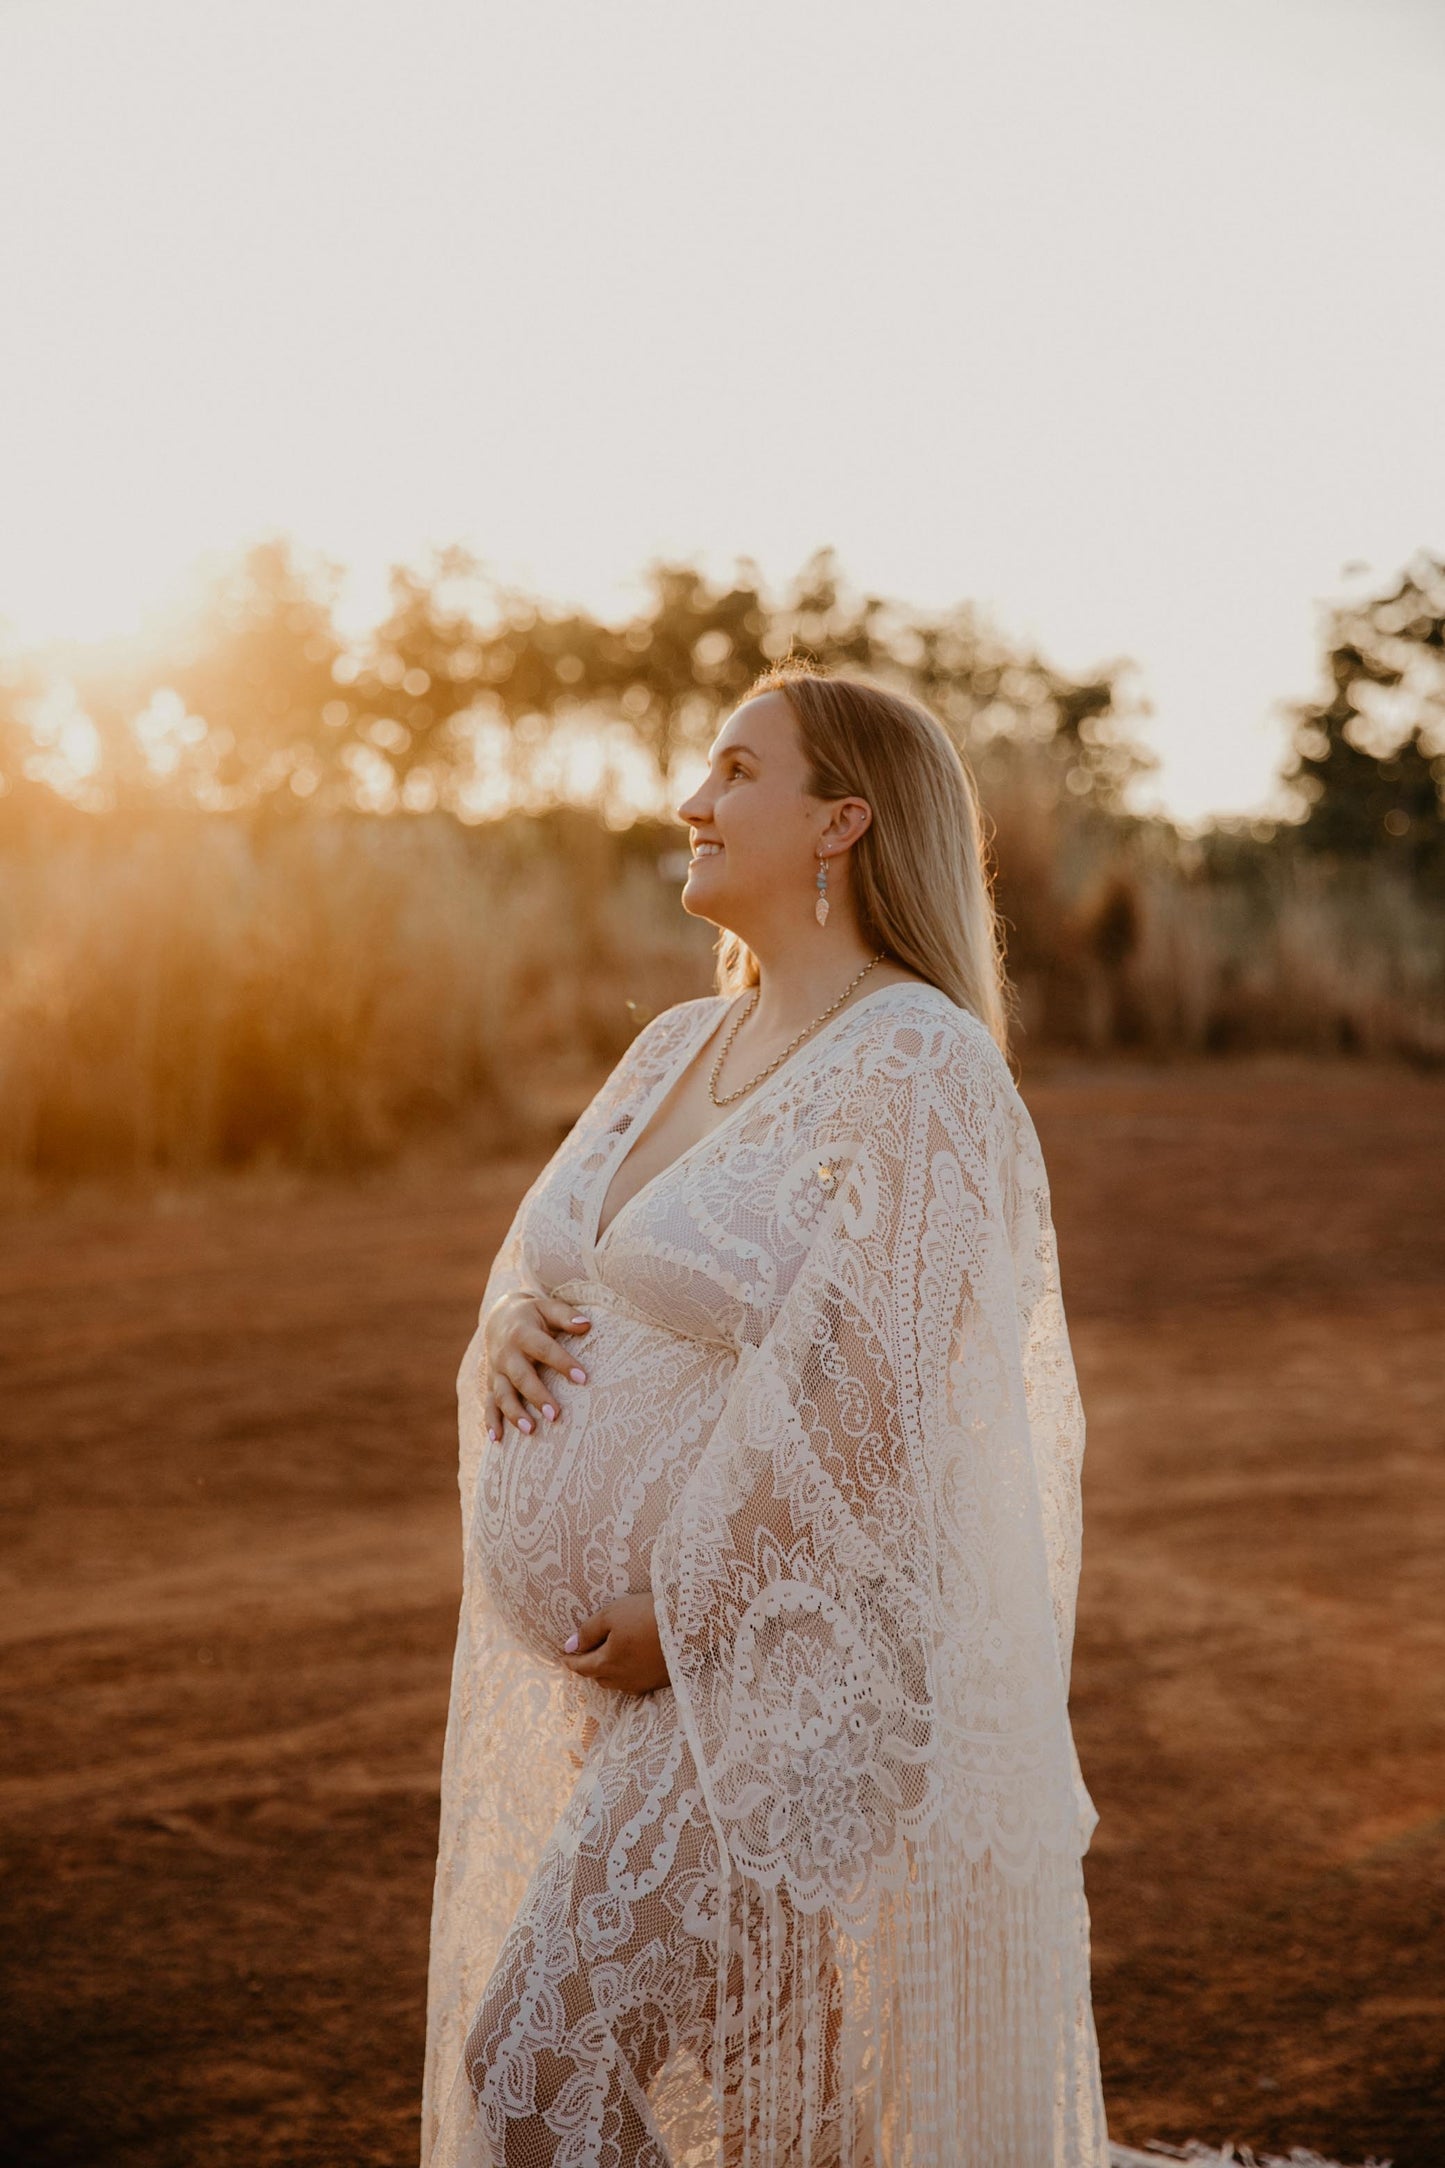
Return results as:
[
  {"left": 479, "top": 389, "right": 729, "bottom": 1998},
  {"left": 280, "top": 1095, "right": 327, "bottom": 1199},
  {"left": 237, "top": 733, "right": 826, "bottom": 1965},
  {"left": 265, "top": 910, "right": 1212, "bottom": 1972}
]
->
[
  {"left": 630, "top": 991, "right": 729, "bottom": 1041},
  {"left": 844, "top": 978, "right": 1019, "bottom": 1114},
  {"left": 625, "top": 980, "right": 1010, "bottom": 1100},
  {"left": 850, "top": 976, "right": 1002, "bottom": 1057},
  {"left": 613, "top": 991, "right": 727, "bottom": 1068}
]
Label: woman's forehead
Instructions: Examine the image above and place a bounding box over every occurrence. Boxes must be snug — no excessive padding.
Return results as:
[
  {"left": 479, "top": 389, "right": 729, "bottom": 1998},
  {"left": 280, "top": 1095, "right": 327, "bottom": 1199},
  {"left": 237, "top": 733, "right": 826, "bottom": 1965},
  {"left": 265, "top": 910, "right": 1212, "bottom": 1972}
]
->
[{"left": 710, "top": 692, "right": 794, "bottom": 759}]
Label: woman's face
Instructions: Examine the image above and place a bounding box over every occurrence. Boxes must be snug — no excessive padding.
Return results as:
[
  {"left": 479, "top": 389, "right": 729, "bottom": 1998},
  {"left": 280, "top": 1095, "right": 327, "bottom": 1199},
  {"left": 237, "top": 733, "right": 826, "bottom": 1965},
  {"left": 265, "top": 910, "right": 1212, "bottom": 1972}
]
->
[{"left": 675, "top": 692, "right": 833, "bottom": 938}]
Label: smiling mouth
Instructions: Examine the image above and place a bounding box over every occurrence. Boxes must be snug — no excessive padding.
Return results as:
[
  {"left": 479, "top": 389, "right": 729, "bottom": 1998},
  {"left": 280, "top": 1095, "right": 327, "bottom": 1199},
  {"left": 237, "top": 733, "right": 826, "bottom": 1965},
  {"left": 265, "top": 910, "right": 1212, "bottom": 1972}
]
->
[{"left": 689, "top": 842, "right": 724, "bottom": 859}]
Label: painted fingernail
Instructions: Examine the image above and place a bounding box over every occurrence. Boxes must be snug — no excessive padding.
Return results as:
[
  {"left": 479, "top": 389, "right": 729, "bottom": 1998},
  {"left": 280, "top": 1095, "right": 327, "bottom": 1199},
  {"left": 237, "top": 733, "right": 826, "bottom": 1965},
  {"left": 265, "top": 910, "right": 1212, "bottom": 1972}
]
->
[
  {"left": 563, "top": 1632, "right": 579, "bottom": 1653},
  {"left": 542, "top": 1403, "right": 556, "bottom": 1421},
  {"left": 569, "top": 1368, "right": 587, "bottom": 1384},
  {"left": 486, "top": 1426, "right": 498, "bottom": 1443},
  {"left": 518, "top": 1416, "right": 533, "bottom": 1433},
  {"left": 569, "top": 1317, "right": 589, "bottom": 1329}
]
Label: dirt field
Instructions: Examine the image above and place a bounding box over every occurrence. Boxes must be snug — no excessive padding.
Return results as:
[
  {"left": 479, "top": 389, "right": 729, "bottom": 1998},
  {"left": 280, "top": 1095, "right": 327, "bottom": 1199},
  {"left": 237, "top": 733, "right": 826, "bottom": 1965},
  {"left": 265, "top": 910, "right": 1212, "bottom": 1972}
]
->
[{"left": 2, "top": 1059, "right": 1442, "bottom": 2168}]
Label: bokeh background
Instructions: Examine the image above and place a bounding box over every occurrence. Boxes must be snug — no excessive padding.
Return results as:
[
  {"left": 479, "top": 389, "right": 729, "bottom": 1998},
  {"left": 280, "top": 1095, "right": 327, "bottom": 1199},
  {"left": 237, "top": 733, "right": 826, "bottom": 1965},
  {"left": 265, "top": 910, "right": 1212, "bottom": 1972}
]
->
[{"left": 1, "top": 3, "right": 1442, "bottom": 2164}]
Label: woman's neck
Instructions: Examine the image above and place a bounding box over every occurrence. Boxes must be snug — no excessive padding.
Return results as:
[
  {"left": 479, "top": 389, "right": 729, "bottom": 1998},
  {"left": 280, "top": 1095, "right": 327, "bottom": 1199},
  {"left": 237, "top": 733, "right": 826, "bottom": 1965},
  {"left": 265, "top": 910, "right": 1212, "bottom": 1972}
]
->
[{"left": 743, "top": 934, "right": 887, "bottom": 1038}]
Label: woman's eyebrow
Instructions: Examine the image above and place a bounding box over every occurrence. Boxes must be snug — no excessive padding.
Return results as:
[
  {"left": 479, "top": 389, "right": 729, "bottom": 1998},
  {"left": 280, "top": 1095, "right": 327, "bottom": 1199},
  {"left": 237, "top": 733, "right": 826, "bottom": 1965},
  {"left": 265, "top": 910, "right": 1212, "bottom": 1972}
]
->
[{"left": 713, "top": 743, "right": 758, "bottom": 762}]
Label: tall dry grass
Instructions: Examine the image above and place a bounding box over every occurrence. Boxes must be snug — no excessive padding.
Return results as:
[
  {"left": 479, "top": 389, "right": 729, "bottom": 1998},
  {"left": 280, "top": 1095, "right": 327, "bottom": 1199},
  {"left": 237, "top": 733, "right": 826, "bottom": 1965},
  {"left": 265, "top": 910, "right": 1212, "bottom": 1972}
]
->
[
  {"left": 1, "top": 799, "right": 1441, "bottom": 1182},
  {"left": 1100, "top": 861, "right": 1445, "bottom": 1058},
  {"left": 981, "top": 772, "right": 1445, "bottom": 1062},
  {"left": 0, "top": 811, "right": 709, "bottom": 1181}
]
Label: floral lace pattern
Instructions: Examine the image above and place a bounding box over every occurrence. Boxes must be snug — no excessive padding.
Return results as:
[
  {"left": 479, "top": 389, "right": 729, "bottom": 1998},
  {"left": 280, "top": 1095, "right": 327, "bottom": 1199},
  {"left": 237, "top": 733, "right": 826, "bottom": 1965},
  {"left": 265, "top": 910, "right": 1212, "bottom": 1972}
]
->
[{"left": 424, "top": 984, "right": 1109, "bottom": 2166}]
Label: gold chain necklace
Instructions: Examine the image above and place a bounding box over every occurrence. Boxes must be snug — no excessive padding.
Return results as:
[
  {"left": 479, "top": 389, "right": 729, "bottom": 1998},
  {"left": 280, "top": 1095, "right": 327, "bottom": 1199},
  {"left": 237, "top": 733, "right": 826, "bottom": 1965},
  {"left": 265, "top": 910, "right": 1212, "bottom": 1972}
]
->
[{"left": 708, "top": 953, "right": 888, "bottom": 1108}]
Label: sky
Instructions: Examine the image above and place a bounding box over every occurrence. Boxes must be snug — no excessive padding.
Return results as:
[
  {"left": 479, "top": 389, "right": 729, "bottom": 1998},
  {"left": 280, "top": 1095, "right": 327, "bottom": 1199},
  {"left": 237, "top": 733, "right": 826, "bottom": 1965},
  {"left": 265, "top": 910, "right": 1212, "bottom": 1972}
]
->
[{"left": 1, "top": 0, "right": 1442, "bottom": 825}]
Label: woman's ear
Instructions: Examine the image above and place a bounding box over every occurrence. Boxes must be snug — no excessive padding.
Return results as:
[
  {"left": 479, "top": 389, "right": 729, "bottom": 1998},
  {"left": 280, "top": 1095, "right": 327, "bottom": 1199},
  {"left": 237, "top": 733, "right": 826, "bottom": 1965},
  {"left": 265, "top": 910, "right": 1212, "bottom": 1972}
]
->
[{"left": 823, "top": 797, "right": 873, "bottom": 852}]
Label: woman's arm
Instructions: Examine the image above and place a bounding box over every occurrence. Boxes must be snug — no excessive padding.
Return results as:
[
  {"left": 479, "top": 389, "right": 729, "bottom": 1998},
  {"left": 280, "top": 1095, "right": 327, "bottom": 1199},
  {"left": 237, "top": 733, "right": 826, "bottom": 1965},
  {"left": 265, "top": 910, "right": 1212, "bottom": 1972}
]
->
[{"left": 648, "top": 1017, "right": 1084, "bottom": 1925}]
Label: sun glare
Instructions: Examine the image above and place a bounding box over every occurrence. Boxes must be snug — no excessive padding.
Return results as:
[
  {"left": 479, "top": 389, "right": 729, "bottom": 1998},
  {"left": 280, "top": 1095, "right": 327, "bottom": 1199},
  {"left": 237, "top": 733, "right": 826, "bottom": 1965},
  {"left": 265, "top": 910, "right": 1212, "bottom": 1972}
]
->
[{"left": 1, "top": 0, "right": 1442, "bottom": 822}]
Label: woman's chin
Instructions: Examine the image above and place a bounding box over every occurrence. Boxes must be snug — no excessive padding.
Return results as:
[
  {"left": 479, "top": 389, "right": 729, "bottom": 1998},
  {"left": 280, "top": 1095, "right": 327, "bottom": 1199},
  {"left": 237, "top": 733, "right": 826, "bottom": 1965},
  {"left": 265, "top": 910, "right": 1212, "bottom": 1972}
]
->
[{"left": 681, "top": 866, "right": 729, "bottom": 922}]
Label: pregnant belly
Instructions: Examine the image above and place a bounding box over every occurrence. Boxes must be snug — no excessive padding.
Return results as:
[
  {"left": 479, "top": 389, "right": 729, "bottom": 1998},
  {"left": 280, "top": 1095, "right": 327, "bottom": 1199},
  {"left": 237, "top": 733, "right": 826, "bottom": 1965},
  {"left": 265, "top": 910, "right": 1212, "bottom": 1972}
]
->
[{"left": 469, "top": 1296, "right": 737, "bottom": 1664}]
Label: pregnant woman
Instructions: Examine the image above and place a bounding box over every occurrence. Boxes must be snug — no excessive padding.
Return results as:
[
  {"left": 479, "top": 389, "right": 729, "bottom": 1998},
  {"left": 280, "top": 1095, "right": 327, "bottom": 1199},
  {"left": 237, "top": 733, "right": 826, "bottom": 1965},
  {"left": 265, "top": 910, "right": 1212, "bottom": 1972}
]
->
[{"left": 422, "top": 664, "right": 1110, "bottom": 2166}]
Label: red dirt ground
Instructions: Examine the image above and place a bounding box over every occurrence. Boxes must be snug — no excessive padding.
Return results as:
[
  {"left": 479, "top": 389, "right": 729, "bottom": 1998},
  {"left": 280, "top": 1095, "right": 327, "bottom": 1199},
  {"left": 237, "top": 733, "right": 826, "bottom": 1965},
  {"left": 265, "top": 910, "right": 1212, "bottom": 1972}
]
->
[{"left": 2, "top": 1058, "right": 1442, "bottom": 2168}]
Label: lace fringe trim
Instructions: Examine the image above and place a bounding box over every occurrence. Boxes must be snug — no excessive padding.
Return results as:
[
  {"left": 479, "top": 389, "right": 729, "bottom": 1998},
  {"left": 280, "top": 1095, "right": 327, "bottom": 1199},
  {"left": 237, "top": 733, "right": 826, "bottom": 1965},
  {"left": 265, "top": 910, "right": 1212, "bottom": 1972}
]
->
[{"left": 709, "top": 1839, "right": 1107, "bottom": 2167}]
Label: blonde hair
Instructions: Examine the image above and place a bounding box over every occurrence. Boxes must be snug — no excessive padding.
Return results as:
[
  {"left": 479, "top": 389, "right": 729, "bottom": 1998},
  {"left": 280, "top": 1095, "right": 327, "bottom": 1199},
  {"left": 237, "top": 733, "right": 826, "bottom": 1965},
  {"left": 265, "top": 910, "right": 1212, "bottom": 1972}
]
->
[{"left": 713, "top": 661, "right": 1015, "bottom": 1056}]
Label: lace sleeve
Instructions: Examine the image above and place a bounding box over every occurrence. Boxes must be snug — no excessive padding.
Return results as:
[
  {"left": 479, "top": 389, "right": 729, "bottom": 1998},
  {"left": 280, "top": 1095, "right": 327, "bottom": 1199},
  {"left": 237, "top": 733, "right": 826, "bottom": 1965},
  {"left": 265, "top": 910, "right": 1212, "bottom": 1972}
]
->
[
  {"left": 649, "top": 1014, "right": 1086, "bottom": 1934},
  {"left": 458, "top": 1000, "right": 714, "bottom": 1549},
  {"left": 1006, "top": 1090, "right": 1090, "bottom": 1701}
]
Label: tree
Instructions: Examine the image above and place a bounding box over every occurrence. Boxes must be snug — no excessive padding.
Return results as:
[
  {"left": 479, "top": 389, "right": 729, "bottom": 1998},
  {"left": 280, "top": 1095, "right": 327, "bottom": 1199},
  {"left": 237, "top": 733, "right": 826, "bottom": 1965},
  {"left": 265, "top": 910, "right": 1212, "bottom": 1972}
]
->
[
  {"left": 0, "top": 639, "right": 46, "bottom": 816},
  {"left": 587, "top": 544, "right": 1154, "bottom": 810},
  {"left": 0, "top": 537, "right": 1158, "bottom": 827},
  {"left": 345, "top": 547, "right": 500, "bottom": 808},
  {"left": 155, "top": 537, "right": 356, "bottom": 811},
  {"left": 1283, "top": 551, "right": 1445, "bottom": 885}
]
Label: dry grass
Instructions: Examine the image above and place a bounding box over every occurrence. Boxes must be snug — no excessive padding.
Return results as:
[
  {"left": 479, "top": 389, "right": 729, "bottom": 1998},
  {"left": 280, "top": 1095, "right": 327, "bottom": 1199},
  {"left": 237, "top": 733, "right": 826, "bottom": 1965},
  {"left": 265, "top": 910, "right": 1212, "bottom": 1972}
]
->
[
  {"left": 1, "top": 801, "right": 1442, "bottom": 1180},
  {"left": 0, "top": 811, "right": 710, "bottom": 1181}
]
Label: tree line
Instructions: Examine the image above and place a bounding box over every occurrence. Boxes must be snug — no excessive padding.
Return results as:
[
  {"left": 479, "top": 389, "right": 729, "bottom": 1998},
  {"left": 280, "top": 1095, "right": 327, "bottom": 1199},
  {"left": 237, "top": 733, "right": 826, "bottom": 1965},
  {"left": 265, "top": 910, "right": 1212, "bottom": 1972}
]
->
[
  {"left": 0, "top": 538, "right": 1180, "bottom": 831},
  {"left": 1, "top": 538, "right": 1442, "bottom": 883}
]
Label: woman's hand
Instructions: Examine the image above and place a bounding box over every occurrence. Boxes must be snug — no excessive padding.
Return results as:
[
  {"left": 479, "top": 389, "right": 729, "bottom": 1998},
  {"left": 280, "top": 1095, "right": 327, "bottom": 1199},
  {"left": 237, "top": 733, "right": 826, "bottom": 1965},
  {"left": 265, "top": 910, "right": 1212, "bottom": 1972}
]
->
[
  {"left": 559, "top": 1593, "right": 670, "bottom": 1694},
  {"left": 481, "top": 1290, "right": 591, "bottom": 1440}
]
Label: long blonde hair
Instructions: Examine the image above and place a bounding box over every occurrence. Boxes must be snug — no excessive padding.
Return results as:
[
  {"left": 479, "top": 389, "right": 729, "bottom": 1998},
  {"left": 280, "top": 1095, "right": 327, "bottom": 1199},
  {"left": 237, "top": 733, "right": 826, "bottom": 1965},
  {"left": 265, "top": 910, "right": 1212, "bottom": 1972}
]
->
[{"left": 713, "top": 662, "right": 1015, "bottom": 1056}]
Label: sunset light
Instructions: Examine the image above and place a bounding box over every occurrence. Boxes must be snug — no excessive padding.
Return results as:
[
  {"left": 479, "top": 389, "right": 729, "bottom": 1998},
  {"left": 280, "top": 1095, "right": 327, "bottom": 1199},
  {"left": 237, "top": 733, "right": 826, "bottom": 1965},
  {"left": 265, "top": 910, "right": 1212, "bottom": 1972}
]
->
[
  {"left": 3, "top": 0, "right": 1442, "bottom": 823},
  {"left": 6, "top": 10, "right": 1445, "bottom": 2165}
]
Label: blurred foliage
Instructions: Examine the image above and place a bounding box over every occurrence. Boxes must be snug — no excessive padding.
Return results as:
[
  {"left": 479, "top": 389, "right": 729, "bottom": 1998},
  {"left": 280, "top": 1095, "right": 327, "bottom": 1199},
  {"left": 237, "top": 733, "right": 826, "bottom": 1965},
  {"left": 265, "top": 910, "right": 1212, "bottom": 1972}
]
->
[
  {"left": 1, "top": 540, "right": 1444, "bottom": 1179},
  {"left": 5, "top": 539, "right": 1443, "bottom": 888},
  {"left": 2, "top": 795, "right": 1440, "bottom": 1184},
  {"left": 0, "top": 537, "right": 1156, "bottom": 823},
  {"left": 1280, "top": 548, "right": 1445, "bottom": 883},
  {"left": 0, "top": 643, "right": 53, "bottom": 830}
]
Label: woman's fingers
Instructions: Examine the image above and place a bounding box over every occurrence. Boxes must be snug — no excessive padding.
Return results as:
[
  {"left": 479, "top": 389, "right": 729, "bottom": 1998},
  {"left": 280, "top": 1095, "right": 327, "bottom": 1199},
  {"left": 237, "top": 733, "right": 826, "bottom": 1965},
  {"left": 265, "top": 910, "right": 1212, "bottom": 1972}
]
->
[
  {"left": 525, "top": 1304, "right": 590, "bottom": 1384},
  {"left": 481, "top": 1367, "right": 542, "bottom": 1437},
  {"left": 562, "top": 1617, "right": 617, "bottom": 1678},
  {"left": 482, "top": 1360, "right": 544, "bottom": 1434},
  {"left": 563, "top": 1606, "right": 611, "bottom": 1656},
  {"left": 480, "top": 1297, "right": 593, "bottom": 1438},
  {"left": 492, "top": 1376, "right": 532, "bottom": 1433},
  {"left": 560, "top": 1613, "right": 660, "bottom": 1694},
  {"left": 499, "top": 1351, "right": 559, "bottom": 1424},
  {"left": 539, "top": 1297, "right": 591, "bottom": 1339},
  {"left": 504, "top": 1309, "right": 597, "bottom": 1413},
  {"left": 520, "top": 1320, "right": 589, "bottom": 1386}
]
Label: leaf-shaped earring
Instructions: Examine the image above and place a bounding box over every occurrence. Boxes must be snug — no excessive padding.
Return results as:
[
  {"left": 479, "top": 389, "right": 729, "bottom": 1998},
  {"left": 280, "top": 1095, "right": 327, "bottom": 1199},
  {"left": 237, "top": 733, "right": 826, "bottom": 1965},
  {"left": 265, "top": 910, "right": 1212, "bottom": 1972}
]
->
[{"left": 815, "top": 851, "right": 830, "bottom": 926}]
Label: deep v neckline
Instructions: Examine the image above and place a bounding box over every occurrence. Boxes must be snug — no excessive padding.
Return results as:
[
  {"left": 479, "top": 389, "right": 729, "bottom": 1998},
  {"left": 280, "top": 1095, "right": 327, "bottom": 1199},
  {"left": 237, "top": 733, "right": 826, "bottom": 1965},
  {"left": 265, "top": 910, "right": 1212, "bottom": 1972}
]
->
[
  {"left": 588, "top": 978, "right": 939, "bottom": 1252},
  {"left": 590, "top": 998, "right": 733, "bottom": 1251}
]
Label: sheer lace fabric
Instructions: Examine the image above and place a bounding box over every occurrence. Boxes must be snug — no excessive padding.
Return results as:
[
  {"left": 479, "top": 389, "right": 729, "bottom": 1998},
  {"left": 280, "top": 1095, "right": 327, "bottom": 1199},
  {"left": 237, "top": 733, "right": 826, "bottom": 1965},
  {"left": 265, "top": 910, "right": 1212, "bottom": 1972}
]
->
[{"left": 424, "top": 983, "right": 1109, "bottom": 2166}]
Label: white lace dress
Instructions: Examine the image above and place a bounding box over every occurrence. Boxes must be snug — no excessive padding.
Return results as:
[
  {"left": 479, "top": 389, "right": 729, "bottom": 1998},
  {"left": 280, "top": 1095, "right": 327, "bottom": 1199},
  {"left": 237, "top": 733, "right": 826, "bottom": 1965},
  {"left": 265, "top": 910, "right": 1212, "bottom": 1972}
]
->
[{"left": 422, "top": 981, "right": 1110, "bottom": 2168}]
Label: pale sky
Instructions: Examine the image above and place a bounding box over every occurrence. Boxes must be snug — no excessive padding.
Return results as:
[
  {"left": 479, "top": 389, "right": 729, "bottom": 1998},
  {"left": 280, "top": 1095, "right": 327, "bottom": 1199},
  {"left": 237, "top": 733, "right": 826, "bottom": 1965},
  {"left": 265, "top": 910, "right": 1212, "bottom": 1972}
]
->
[{"left": 1, "top": 0, "right": 1442, "bottom": 824}]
